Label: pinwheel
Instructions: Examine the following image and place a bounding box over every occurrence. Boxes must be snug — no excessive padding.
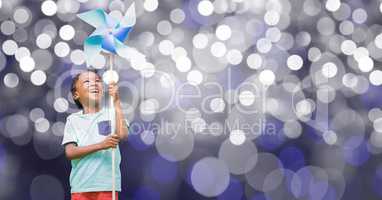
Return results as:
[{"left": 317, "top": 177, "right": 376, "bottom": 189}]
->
[
  {"left": 78, "top": 3, "right": 136, "bottom": 67},
  {"left": 77, "top": 4, "right": 136, "bottom": 200}
]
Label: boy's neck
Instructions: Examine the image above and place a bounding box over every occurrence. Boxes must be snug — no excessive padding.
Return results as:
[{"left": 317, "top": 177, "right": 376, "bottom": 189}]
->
[{"left": 83, "top": 105, "right": 101, "bottom": 114}]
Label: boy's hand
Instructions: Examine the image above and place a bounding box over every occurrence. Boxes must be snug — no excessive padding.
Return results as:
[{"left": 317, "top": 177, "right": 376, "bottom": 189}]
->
[
  {"left": 100, "top": 134, "right": 120, "bottom": 149},
  {"left": 108, "top": 82, "right": 120, "bottom": 102}
]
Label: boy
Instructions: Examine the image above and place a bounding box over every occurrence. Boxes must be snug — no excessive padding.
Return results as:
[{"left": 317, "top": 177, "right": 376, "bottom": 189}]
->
[{"left": 62, "top": 69, "right": 128, "bottom": 200}]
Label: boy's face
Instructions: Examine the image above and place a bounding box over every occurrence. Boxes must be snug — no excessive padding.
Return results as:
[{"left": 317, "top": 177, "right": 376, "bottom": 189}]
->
[{"left": 73, "top": 71, "right": 103, "bottom": 107}]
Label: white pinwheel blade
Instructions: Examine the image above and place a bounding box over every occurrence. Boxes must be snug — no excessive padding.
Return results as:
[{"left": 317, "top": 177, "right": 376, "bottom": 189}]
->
[
  {"left": 120, "top": 2, "right": 136, "bottom": 27},
  {"left": 78, "top": 9, "right": 117, "bottom": 29}
]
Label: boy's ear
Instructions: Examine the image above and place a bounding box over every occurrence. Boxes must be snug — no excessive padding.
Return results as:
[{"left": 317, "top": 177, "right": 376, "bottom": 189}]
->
[{"left": 73, "top": 91, "right": 79, "bottom": 100}]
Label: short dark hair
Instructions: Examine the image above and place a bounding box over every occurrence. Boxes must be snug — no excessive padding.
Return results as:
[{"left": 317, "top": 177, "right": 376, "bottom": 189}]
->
[{"left": 70, "top": 69, "right": 100, "bottom": 109}]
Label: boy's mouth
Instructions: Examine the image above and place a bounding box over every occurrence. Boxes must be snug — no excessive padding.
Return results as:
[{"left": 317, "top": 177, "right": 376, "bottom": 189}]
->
[{"left": 89, "top": 89, "right": 99, "bottom": 94}]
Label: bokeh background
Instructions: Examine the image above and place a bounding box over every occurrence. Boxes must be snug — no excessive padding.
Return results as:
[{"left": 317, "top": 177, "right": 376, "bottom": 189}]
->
[{"left": 1, "top": 0, "right": 382, "bottom": 199}]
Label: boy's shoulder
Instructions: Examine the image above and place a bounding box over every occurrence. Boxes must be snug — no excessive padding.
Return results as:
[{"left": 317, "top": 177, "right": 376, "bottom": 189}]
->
[{"left": 66, "top": 110, "right": 84, "bottom": 121}]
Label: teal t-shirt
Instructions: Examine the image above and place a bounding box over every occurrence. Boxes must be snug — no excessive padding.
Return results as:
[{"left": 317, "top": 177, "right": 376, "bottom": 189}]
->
[{"left": 62, "top": 107, "right": 122, "bottom": 193}]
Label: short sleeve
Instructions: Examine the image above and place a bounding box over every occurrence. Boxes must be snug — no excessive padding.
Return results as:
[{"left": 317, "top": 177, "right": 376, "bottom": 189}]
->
[{"left": 62, "top": 117, "right": 78, "bottom": 146}]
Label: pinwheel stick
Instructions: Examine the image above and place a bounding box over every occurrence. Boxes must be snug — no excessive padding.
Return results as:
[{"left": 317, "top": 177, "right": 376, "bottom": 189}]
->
[{"left": 109, "top": 54, "right": 116, "bottom": 200}]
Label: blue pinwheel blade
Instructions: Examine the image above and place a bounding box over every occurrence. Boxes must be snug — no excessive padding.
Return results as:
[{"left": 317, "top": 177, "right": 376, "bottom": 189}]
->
[
  {"left": 84, "top": 36, "right": 103, "bottom": 67},
  {"left": 101, "top": 34, "right": 117, "bottom": 54},
  {"left": 78, "top": 9, "right": 117, "bottom": 29},
  {"left": 114, "top": 26, "right": 132, "bottom": 42}
]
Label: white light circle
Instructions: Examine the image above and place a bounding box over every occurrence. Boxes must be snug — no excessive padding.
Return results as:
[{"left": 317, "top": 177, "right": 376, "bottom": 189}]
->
[
  {"left": 193, "top": 33, "right": 209, "bottom": 49},
  {"left": 215, "top": 24, "right": 232, "bottom": 41},
  {"left": 226, "top": 49, "right": 243, "bottom": 65},
  {"left": 229, "top": 129, "right": 246, "bottom": 145},
  {"left": 369, "top": 70, "right": 382, "bottom": 86},
  {"left": 4, "top": 73, "right": 19, "bottom": 88},
  {"left": 247, "top": 53, "right": 262, "bottom": 69},
  {"left": 36, "top": 33, "right": 52, "bottom": 49},
  {"left": 321, "top": 62, "right": 338, "bottom": 78},
  {"left": 187, "top": 70, "right": 203, "bottom": 85},
  {"left": 54, "top": 42, "right": 70, "bottom": 58},
  {"left": 59, "top": 25, "right": 75, "bottom": 41},
  {"left": 239, "top": 90, "right": 255, "bottom": 106},
  {"left": 41, "top": 0, "right": 58, "bottom": 16},
  {"left": 54, "top": 98, "right": 69, "bottom": 113},
  {"left": 143, "top": 0, "right": 159, "bottom": 12},
  {"left": 19, "top": 56, "right": 35, "bottom": 72},
  {"left": 287, "top": 54, "right": 303, "bottom": 71},
  {"left": 210, "top": 42, "right": 226, "bottom": 58},
  {"left": 30, "top": 70, "right": 47, "bottom": 86},
  {"left": 259, "top": 70, "right": 275, "bottom": 85},
  {"left": 198, "top": 0, "right": 214, "bottom": 16},
  {"left": 2, "top": 40, "right": 18, "bottom": 55}
]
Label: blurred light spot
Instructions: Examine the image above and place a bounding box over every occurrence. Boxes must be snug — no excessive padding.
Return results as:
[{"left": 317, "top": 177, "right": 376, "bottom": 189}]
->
[
  {"left": 175, "top": 56, "right": 192, "bottom": 72},
  {"left": 210, "top": 97, "right": 225, "bottom": 113},
  {"left": 266, "top": 27, "right": 281, "bottom": 43},
  {"left": 59, "top": 24, "right": 75, "bottom": 41},
  {"left": 30, "top": 70, "right": 47, "bottom": 86},
  {"left": 256, "top": 38, "right": 272, "bottom": 53},
  {"left": 15, "top": 46, "right": 31, "bottom": 61},
  {"left": 187, "top": 70, "right": 203, "bottom": 85},
  {"left": 90, "top": 54, "right": 106, "bottom": 69},
  {"left": 247, "top": 53, "right": 262, "bottom": 69},
  {"left": 35, "top": 118, "right": 50, "bottom": 133},
  {"left": 295, "top": 99, "right": 314, "bottom": 117},
  {"left": 239, "top": 90, "right": 255, "bottom": 106},
  {"left": 339, "top": 20, "right": 354, "bottom": 35},
  {"left": 158, "top": 40, "right": 174, "bottom": 56},
  {"left": 374, "top": 118, "right": 382, "bottom": 133},
  {"left": 340, "top": 40, "right": 356, "bottom": 55},
  {"left": 229, "top": 129, "right": 246, "bottom": 145},
  {"left": 51, "top": 121, "right": 65, "bottom": 137},
  {"left": 317, "top": 17, "right": 335, "bottom": 36},
  {"left": 375, "top": 33, "right": 382, "bottom": 49},
  {"left": 13, "top": 7, "right": 30, "bottom": 24},
  {"left": 369, "top": 70, "right": 382, "bottom": 86},
  {"left": 325, "top": 0, "right": 340, "bottom": 12},
  {"left": 198, "top": 0, "right": 214, "bottom": 16},
  {"left": 157, "top": 20, "right": 172, "bottom": 36},
  {"left": 259, "top": 69, "right": 275, "bottom": 85},
  {"left": 323, "top": 130, "right": 337, "bottom": 145},
  {"left": 283, "top": 121, "right": 302, "bottom": 139},
  {"left": 216, "top": 24, "right": 231, "bottom": 41},
  {"left": 219, "top": 139, "right": 257, "bottom": 175},
  {"left": 226, "top": 49, "right": 242, "bottom": 65},
  {"left": 102, "top": 70, "right": 119, "bottom": 84},
  {"left": 41, "top": 0, "right": 58, "bottom": 16},
  {"left": 193, "top": 33, "right": 209, "bottom": 49},
  {"left": 210, "top": 42, "right": 226, "bottom": 57},
  {"left": 317, "top": 85, "right": 336, "bottom": 103},
  {"left": 70, "top": 49, "right": 85, "bottom": 65},
  {"left": 308, "top": 47, "right": 321, "bottom": 62},
  {"left": 54, "top": 98, "right": 69, "bottom": 113},
  {"left": 5, "top": 114, "right": 29, "bottom": 138},
  {"left": 170, "top": 8, "right": 185, "bottom": 24},
  {"left": 1, "top": 20, "right": 15, "bottom": 35},
  {"left": 143, "top": 0, "right": 158, "bottom": 12},
  {"left": 29, "top": 108, "right": 45, "bottom": 122},
  {"left": 357, "top": 56, "right": 374, "bottom": 72},
  {"left": 54, "top": 42, "right": 70, "bottom": 57},
  {"left": 2, "top": 40, "right": 18, "bottom": 55},
  {"left": 287, "top": 54, "right": 303, "bottom": 71},
  {"left": 264, "top": 10, "right": 280, "bottom": 26},
  {"left": 140, "top": 62, "right": 156, "bottom": 78},
  {"left": 321, "top": 62, "right": 337, "bottom": 78},
  {"left": 36, "top": 33, "right": 52, "bottom": 49},
  {"left": 19, "top": 56, "right": 35, "bottom": 72},
  {"left": 352, "top": 8, "right": 367, "bottom": 24},
  {"left": 191, "top": 157, "right": 230, "bottom": 197}
]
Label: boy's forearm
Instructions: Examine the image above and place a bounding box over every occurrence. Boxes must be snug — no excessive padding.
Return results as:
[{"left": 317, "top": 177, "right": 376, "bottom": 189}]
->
[
  {"left": 66, "top": 143, "right": 104, "bottom": 160},
  {"left": 114, "top": 100, "right": 128, "bottom": 139}
]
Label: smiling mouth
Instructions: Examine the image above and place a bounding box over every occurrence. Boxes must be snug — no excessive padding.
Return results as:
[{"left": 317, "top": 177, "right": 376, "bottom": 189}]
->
[{"left": 89, "top": 89, "right": 100, "bottom": 94}]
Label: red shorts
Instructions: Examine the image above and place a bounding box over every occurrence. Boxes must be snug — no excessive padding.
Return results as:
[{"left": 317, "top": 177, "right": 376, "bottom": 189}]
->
[{"left": 71, "top": 191, "right": 118, "bottom": 200}]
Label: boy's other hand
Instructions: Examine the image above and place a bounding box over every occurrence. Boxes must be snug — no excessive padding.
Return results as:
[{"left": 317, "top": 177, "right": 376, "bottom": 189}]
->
[
  {"left": 100, "top": 134, "right": 120, "bottom": 149},
  {"left": 108, "top": 82, "right": 120, "bottom": 102}
]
